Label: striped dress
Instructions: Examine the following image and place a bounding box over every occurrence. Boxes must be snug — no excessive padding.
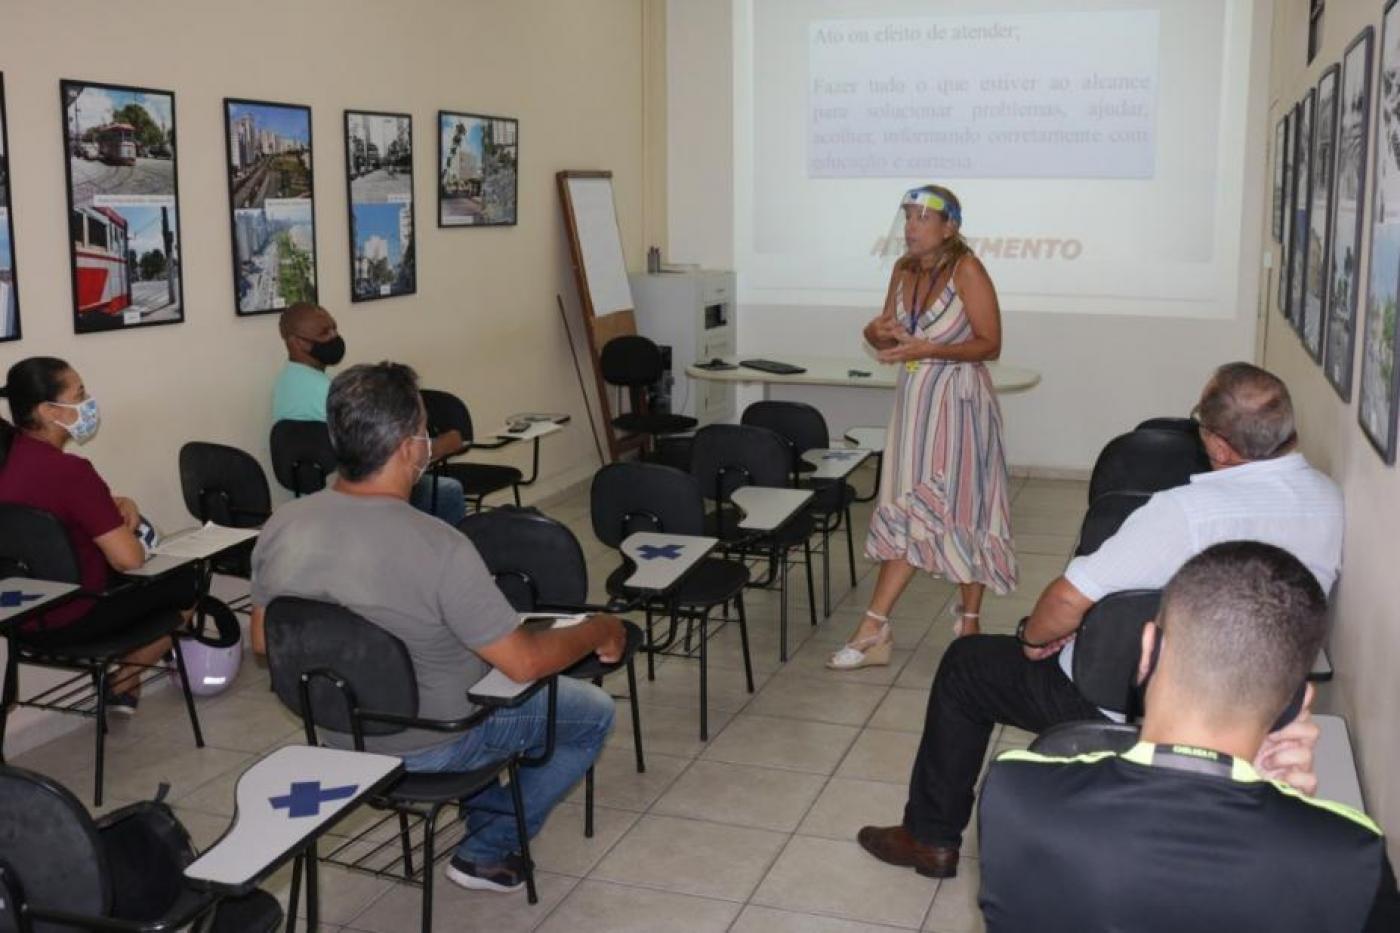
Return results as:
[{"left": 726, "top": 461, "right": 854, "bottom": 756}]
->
[{"left": 865, "top": 266, "right": 1018, "bottom": 594}]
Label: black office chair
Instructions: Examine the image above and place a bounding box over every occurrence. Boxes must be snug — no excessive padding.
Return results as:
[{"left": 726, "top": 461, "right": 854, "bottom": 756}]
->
[
  {"left": 1086, "top": 429, "right": 1210, "bottom": 504},
  {"left": 690, "top": 423, "right": 817, "bottom": 656},
  {"left": 1135, "top": 416, "right": 1200, "bottom": 434},
  {"left": 1070, "top": 589, "right": 1163, "bottom": 718},
  {"left": 177, "top": 440, "right": 271, "bottom": 601},
  {"left": 1073, "top": 491, "right": 1153, "bottom": 557},
  {"left": 0, "top": 765, "right": 282, "bottom": 933},
  {"left": 264, "top": 597, "right": 541, "bottom": 930},
  {"left": 591, "top": 461, "right": 752, "bottom": 740},
  {"left": 0, "top": 504, "right": 205, "bottom": 806},
  {"left": 1028, "top": 721, "right": 1142, "bottom": 757},
  {"left": 269, "top": 419, "right": 337, "bottom": 496},
  {"left": 421, "top": 388, "right": 522, "bottom": 509},
  {"left": 1072, "top": 585, "right": 1311, "bottom": 730},
  {"left": 458, "top": 506, "right": 645, "bottom": 837},
  {"left": 742, "top": 400, "right": 858, "bottom": 617},
  {"left": 599, "top": 335, "right": 698, "bottom": 447}
]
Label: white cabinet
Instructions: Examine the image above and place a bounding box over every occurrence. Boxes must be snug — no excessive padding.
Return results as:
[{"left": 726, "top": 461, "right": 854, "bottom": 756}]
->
[{"left": 629, "top": 270, "right": 736, "bottom": 425}]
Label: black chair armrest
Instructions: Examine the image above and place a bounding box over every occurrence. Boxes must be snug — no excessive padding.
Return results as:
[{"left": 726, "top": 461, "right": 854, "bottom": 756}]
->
[
  {"left": 26, "top": 895, "right": 219, "bottom": 932},
  {"left": 355, "top": 706, "right": 497, "bottom": 733},
  {"left": 95, "top": 578, "right": 147, "bottom": 598}
]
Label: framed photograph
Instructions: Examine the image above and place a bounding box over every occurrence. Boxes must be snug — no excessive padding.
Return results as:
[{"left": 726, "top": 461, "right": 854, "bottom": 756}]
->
[
  {"left": 61, "top": 79, "right": 183, "bottom": 334},
  {"left": 1288, "top": 90, "right": 1315, "bottom": 333},
  {"left": 1303, "top": 65, "right": 1340, "bottom": 361},
  {"left": 1360, "top": 0, "right": 1400, "bottom": 463},
  {"left": 1279, "top": 108, "right": 1294, "bottom": 315},
  {"left": 345, "top": 110, "right": 415, "bottom": 302},
  {"left": 437, "top": 111, "right": 518, "bottom": 227},
  {"left": 1273, "top": 115, "right": 1288, "bottom": 242},
  {"left": 1326, "top": 26, "right": 1374, "bottom": 401},
  {"left": 224, "top": 98, "right": 317, "bottom": 316},
  {"left": 0, "top": 74, "right": 19, "bottom": 342},
  {"left": 1310, "top": 0, "right": 1326, "bottom": 64}
]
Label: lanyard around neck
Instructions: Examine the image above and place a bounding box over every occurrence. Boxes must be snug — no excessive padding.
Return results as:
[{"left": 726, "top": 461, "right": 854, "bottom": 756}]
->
[{"left": 909, "top": 267, "right": 940, "bottom": 334}]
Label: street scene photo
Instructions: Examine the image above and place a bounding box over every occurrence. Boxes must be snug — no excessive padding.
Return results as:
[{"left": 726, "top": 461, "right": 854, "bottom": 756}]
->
[
  {"left": 0, "top": 222, "right": 16, "bottom": 342},
  {"left": 438, "top": 111, "right": 517, "bottom": 226},
  {"left": 1361, "top": 4, "right": 1400, "bottom": 459},
  {"left": 347, "top": 111, "right": 414, "bottom": 300},
  {"left": 226, "top": 99, "right": 317, "bottom": 315},
  {"left": 62, "top": 80, "right": 183, "bottom": 333},
  {"left": 1, "top": 75, "right": 18, "bottom": 341}
]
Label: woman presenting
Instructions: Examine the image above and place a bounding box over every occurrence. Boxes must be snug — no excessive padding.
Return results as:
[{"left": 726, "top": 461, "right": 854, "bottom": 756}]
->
[{"left": 828, "top": 186, "right": 1017, "bottom": 671}]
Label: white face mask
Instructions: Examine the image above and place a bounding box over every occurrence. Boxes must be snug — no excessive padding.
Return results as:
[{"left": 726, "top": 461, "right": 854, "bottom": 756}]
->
[
  {"left": 414, "top": 433, "right": 433, "bottom": 481},
  {"left": 49, "top": 397, "right": 101, "bottom": 445}
]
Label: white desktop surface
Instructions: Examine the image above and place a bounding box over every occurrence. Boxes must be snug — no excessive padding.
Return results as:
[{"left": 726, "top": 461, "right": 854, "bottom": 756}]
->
[
  {"left": 843, "top": 426, "right": 888, "bottom": 452},
  {"left": 687, "top": 356, "right": 1040, "bottom": 393},
  {"left": 493, "top": 420, "right": 563, "bottom": 442},
  {"left": 620, "top": 532, "right": 718, "bottom": 592},
  {"left": 730, "top": 486, "right": 814, "bottom": 532},
  {"left": 185, "top": 745, "right": 402, "bottom": 891},
  {"left": 1313, "top": 714, "right": 1365, "bottom": 814},
  {"left": 801, "top": 447, "right": 872, "bottom": 481},
  {"left": 0, "top": 578, "right": 80, "bottom": 626}
]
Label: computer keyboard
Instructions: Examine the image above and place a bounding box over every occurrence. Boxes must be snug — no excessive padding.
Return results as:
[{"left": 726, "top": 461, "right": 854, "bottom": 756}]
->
[{"left": 739, "top": 359, "right": 807, "bottom": 375}]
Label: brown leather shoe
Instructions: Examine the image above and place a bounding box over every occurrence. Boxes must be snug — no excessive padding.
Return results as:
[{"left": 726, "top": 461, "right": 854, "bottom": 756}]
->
[{"left": 857, "top": 825, "right": 959, "bottom": 878}]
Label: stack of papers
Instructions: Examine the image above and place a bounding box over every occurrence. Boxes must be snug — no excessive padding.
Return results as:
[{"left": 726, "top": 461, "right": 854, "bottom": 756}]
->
[{"left": 153, "top": 522, "right": 260, "bottom": 559}]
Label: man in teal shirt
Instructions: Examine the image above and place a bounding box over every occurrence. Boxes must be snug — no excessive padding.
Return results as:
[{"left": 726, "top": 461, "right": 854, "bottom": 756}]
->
[{"left": 272, "top": 302, "right": 467, "bottom": 525}]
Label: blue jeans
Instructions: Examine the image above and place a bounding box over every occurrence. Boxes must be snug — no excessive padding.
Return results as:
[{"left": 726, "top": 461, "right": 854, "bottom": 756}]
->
[
  {"left": 409, "top": 474, "right": 467, "bottom": 526},
  {"left": 400, "top": 678, "right": 614, "bottom": 863}
]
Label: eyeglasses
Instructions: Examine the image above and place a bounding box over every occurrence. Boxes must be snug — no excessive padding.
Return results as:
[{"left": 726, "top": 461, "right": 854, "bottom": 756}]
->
[{"left": 1189, "top": 405, "right": 1296, "bottom": 459}]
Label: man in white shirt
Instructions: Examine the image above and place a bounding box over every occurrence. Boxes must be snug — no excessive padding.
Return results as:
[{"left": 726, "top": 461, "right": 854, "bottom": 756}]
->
[{"left": 857, "top": 362, "right": 1343, "bottom": 880}]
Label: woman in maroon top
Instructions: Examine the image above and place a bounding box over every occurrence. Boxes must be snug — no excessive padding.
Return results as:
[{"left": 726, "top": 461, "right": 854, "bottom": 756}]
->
[{"left": 0, "top": 357, "right": 194, "bottom": 715}]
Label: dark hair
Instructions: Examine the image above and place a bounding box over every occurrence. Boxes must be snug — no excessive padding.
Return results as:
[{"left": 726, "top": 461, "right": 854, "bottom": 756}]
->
[
  {"left": 0, "top": 357, "right": 72, "bottom": 469},
  {"left": 1196, "top": 362, "right": 1296, "bottom": 459},
  {"left": 1159, "top": 541, "right": 1327, "bottom": 726},
  {"left": 326, "top": 362, "right": 422, "bottom": 481}
]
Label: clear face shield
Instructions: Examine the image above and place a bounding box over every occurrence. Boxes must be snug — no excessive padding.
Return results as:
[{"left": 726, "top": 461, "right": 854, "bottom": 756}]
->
[{"left": 878, "top": 187, "right": 962, "bottom": 264}]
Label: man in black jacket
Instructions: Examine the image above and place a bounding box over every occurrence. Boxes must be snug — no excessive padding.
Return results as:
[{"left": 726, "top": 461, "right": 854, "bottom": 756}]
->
[{"left": 977, "top": 542, "right": 1398, "bottom": 932}]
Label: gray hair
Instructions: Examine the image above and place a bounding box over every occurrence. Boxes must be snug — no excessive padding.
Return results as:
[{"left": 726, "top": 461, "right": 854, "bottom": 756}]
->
[
  {"left": 326, "top": 362, "right": 422, "bottom": 481},
  {"left": 1196, "top": 362, "right": 1296, "bottom": 459}
]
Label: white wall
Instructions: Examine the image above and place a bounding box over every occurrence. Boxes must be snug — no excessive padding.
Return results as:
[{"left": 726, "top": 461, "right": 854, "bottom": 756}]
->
[
  {"left": 1263, "top": 0, "right": 1400, "bottom": 862},
  {"left": 0, "top": 0, "right": 655, "bottom": 751},
  {"left": 668, "top": 0, "right": 1274, "bottom": 471}
]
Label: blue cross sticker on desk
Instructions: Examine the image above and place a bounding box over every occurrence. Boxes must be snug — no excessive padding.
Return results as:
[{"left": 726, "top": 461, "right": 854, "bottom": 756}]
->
[
  {"left": 0, "top": 590, "right": 43, "bottom": 608},
  {"left": 269, "top": 781, "right": 358, "bottom": 819},
  {"left": 637, "top": 543, "right": 684, "bottom": 561}
]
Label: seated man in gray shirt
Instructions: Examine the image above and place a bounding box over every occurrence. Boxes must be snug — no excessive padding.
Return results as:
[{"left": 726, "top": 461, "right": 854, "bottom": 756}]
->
[{"left": 251, "top": 361, "right": 624, "bottom": 895}]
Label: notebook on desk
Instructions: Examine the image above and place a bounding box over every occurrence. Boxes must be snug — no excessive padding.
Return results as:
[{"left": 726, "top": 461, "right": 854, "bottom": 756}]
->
[
  {"left": 469, "top": 614, "right": 589, "bottom": 700},
  {"left": 740, "top": 359, "right": 807, "bottom": 375}
]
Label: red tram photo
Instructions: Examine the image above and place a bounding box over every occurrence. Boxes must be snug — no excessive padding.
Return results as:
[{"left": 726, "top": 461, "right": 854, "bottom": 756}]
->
[
  {"left": 95, "top": 122, "right": 137, "bottom": 165},
  {"left": 71, "top": 205, "right": 131, "bottom": 316}
]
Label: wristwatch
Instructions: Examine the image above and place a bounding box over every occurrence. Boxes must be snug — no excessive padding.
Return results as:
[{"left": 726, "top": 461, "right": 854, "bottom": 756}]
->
[{"left": 1014, "top": 616, "right": 1035, "bottom": 647}]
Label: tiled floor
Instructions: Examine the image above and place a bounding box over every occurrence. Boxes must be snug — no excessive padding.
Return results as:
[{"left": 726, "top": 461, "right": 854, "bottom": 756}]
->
[{"left": 12, "top": 468, "right": 1088, "bottom": 932}]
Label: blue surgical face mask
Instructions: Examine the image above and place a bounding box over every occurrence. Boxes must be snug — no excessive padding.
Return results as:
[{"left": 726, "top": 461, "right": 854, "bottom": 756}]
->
[{"left": 50, "top": 397, "right": 101, "bottom": 445}]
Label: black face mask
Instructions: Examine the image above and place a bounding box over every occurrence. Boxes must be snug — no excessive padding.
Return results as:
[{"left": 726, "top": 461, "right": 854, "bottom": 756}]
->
[
  {"left": 306, "top": 335, "right": 346, "bottom": 367},
  {"left": 1139, "top": 624, "right": 1305, "bottom": 731}
]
